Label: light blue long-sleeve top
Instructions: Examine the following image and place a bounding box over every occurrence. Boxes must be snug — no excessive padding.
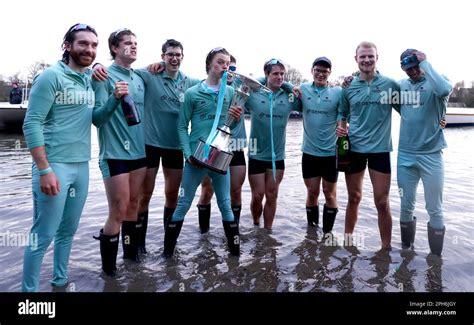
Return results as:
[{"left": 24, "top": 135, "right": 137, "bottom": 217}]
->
[
  {"left": 398, "top": 61, "right": 452, "bottom": 154},
  {"left": 23, "top": 61, "right": 94, "bottom": 162}
]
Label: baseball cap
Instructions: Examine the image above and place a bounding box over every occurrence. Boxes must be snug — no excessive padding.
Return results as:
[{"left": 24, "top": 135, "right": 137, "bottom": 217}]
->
[
  {"left": 400, "top": 49, "right": 419, "bottom": 70},
  {"left": 312, "top": 57, "right": 332, "bottom": 69}
]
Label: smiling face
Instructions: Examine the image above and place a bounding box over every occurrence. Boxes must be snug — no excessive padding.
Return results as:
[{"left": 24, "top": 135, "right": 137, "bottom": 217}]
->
[
  {"left": 66, "top": 31, "right": 98, "bottom": 68},
  {"left": 312, "top": 64, "right": 331, "bottom": 87},
  {"left": 162, "top": 46, "right": 183, "bottom": 74},
  {"left": 355, "top": 46, "right": 378, "bottom": 74},
  {"left": 266, "top": 65, "right": 285, "bottom": 91}
]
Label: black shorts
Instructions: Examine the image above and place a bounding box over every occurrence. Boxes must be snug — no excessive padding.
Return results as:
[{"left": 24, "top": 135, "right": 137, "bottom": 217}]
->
[
  {"left": 145, "top": 145, "right": 184, "bottom": 169},
  {"left": 229, "top": 151, "right": 246, "bottom": 167},
  {"left": 301, "top": 153, "right": 338, "bottom": 183},
  {"left": 346, "top": 151, "right": 391, "bottom": 174},
  {"left": 100, "top": 158, "right": 147, "bottom": 178},
  {"left": 248, "top": 158, "right": 285, "bottom": 175}
]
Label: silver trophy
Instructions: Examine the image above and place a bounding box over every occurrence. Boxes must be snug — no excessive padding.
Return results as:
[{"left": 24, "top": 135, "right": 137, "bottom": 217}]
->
[{"left": 191, "top": 72, "right": 271, "bottom": 174}]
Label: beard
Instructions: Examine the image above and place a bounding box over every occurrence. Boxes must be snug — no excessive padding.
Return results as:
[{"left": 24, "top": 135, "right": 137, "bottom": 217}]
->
[{"left": 69, "top": 48, "right": 95, "bottom": 67}]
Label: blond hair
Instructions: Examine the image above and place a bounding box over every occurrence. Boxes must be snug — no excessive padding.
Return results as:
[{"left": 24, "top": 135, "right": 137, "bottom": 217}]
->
[{"left": 355, "top": 41, "right": 378, "bottom": 56}]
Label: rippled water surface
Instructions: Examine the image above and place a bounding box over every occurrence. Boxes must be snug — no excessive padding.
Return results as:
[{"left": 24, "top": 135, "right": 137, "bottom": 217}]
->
[{"left": 0, "top": 115, "right": 473, "bottom": 292}]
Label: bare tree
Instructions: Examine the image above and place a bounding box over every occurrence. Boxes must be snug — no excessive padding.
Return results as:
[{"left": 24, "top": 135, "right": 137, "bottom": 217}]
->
[
  {"left": 7, "top": 71, "right": 22, "bottom": 85},
  {"left": 27, "top": 60, "right": 51, "bottom": 84},
  {"left": 284, "top": 65, "right": 306, "bottom": 86}
]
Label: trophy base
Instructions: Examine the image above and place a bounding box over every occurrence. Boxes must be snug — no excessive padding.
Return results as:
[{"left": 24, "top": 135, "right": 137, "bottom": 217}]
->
[{"left": 190, "top": 140, "right": 234, "bottom": 175}]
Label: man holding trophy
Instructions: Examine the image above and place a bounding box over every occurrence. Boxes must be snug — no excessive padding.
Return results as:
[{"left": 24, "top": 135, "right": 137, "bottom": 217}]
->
[
  {"left": 163, "top": 47, "right": 245, "bottom": 257},
  {"left": 196, "top": 55, "right": 247, "bottom": 234}
]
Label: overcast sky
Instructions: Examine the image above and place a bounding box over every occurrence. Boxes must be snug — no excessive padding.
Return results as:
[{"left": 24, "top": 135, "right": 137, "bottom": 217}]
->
[{"left": 1, "top": 0, "right": 472, "bottom": 84}]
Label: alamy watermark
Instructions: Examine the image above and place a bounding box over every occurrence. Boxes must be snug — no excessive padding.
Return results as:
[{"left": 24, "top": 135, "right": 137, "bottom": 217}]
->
[
  {"left": 18, "top": 299, "right": 55, "bottom": 318},
  {"left": 228, "top": 138, "right": 257, "bottom": 156},
  {"left": 0, "top": 231, "right": 38, "bottom": 250},
  {"left": 380, "top": 88, "right": 420, "bottom": 108},
  {"left": 323, "top": 231, "right": 366, "bottom": 248},
  {"left": 55, "top": 89, "right": 95, "bottom": 108}
]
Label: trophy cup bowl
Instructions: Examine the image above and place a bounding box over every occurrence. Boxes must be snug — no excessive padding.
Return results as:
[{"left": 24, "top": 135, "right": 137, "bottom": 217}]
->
[{"left": 190, "top": 72, "right": 272, "bottom": 174}]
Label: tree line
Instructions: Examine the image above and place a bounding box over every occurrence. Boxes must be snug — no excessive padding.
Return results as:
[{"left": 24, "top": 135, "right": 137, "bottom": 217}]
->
[{"left": 1, "top": 61, "right": 473, "bottom": 108}]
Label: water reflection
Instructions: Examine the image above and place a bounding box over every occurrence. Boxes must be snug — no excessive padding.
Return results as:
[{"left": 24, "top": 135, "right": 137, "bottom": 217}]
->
[
  {"left": 367, "top": 249, "right": 393, "bottom": 292},
  {"left": 394, "top": 250, "right": 417, "bottom": 292},
  {"left": 242, "top": 227, "right": 281, "bottom": 292},
  {"left": 292, "top": 227, "right": 322, "bottom": 291},
  {"left": 102, "top": 272, "right": 128, "bottom": 292},
  {"left": 425, "top": 254, "right": 443, "bottom": 292}
]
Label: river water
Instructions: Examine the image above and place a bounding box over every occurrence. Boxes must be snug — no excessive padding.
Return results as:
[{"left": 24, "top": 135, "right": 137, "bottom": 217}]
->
[{"left": 0, "top": 115, "right": 473, "bottom": 292}]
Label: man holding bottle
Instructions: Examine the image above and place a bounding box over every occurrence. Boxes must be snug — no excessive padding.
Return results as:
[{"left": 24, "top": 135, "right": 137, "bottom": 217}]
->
[
  {"left": 92, "top": 28, "right": 146, "bottom": 275},
  {"left": 93, "top": 39, "right": 201, "bottom": 254},
  {"left": 337, "top": 41, "right": 400, "bottom": 250}
]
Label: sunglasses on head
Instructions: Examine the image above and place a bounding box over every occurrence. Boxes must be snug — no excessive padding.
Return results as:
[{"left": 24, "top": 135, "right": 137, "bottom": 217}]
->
[
  {"left": 401, "top": 54, "right": 418, "bottom": 67},
  {"left": 113, "top": 28, "right": 130, "bottom": 40},
  {"left": 264, "top": 58, "right": 284, "bottom": 67},
  {"left": 70, "top": 23, "right": 96, "bottom": 34},
  {"left": 64, "top": 23, "right": 97, "bottom": 42},
  {"left": 210, "top": 47, "right": 226, "bottom": 55}
]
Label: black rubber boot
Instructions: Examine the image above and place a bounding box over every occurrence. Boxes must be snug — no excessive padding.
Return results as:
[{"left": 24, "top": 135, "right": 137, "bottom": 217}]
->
[
  {"left": 137, "top": 211, "right": 148, "bottom": 254},
  {"left": 428, "top": 222, "right": 445, "bottom": 256},
  {"left": 322, "top": 205, "right": 338, "bottom": 233},
  {"left": 93, "top": 229, "right": 119, "bottom": 276},
  {"left": 306, "top": 206, "right": 319, "bottom": 227},
  {"left": 163, "top": 206, "right": 175, "bottom": 229},
  {"left": 232, "top": 205, "right": 242, "bottom": 225},
  {"left": 197, "top": 204, "right": 211, "bottom": 234},
  {"left": 222, "top": 220, "right": 240, "bottom": 256},
  {"left": 400, "top": 217, "right": 417, "bottom": 249},
  {"left": 163, "top": 220, "right": 184, "bottom": 258},
  {"left": 121, "top": 221, "right": 140, "bottom": 262}
]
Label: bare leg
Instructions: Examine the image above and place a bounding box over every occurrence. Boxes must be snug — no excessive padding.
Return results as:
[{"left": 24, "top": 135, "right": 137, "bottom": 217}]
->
[
  {"left": 263, "top": 169, "right": 284, "bottom": 230},
  {"left": 344, "top": 171, "right": 364, "bottom": 234},
  {"left": 249, "top": 173, "right": 265, "bottom": 225},
  {"left": 138, "top": 167, "right": 158, "bottom": 214},
  {"left": 125, "top": 167, "right": 147, "bottom": 221},
  {"left": 103, "top": 173, "right": 130, "bottom": 235},
  {"left": 369, "top": 168, "right": 392, "bottom": 249},
  {"left": 322, "top": 179, "right": 337, "bottom": 208},
  {"left": 230, "top": 165, "right": 246, "bottom": 206},
  {"left": 304, "top": 177, "right": 321, "bottom": 207},
  {"left": 162, "top": 167, "right": 183, "bottom": 209}
]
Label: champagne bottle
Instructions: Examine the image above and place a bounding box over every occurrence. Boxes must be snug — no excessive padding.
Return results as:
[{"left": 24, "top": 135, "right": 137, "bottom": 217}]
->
[
  {"left": 336, "top": 120, "right": 351, "bottom": 172},
  {"left": 121, "top": 94, "right": 141, "bottom": 126}
]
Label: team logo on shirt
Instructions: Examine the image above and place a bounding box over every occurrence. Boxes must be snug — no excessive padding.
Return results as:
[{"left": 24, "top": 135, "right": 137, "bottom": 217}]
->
[
  {"left": 306, "top": 109, "right": 329, "bottom": 116},
  {"left": 160, "top": 95, "right": 181, "bottom": 104},
  {"left": 258, "top": 112, "right": 284, "bottom": 119}
]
